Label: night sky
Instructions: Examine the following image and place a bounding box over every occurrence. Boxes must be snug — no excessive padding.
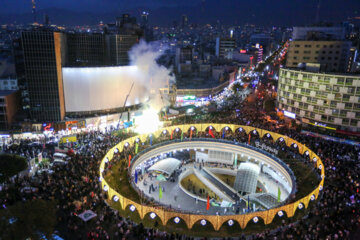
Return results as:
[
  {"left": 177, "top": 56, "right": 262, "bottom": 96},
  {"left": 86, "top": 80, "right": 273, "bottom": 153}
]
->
[{"left": 1, "top": 0, "right": 359, "bottom": 26}]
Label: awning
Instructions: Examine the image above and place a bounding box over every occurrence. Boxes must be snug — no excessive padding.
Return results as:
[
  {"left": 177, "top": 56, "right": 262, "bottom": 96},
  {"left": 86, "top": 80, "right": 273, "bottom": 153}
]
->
[{"left": 148, "top": 158, "right": 181, "bottom": 176}]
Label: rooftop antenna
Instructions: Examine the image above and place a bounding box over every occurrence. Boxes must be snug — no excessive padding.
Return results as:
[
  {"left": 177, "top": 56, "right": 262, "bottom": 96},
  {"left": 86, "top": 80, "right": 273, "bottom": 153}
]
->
[
  {"left": 32, "top": 0, "right": 37, "bottom": 24},
  {"left": 315, "top": 0, "right": 321, "bottom": 24}
]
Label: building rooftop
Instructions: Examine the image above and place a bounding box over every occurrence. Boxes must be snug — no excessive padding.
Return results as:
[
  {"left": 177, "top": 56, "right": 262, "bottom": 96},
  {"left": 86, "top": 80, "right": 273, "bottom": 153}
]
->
[{"left": 0, "top": 90, "right": 17, "bottom": 97}]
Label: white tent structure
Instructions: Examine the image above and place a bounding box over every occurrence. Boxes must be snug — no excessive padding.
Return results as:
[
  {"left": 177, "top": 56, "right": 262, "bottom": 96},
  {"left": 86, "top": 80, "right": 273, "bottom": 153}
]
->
[{"left": 148, "top": 158, "right": 182, "bottom": 178}]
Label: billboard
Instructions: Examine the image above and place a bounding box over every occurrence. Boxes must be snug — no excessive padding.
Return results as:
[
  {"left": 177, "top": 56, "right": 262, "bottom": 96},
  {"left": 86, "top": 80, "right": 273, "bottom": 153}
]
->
[{"left": 62, "top": 66, "right": 148, "bottom": 112}]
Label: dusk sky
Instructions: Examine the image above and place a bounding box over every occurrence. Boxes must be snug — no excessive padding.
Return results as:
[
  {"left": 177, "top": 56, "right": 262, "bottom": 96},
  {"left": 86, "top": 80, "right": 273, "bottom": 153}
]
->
[
  {"left": 1, "top": 0, "right": 359, "bottom": 26},
  {"left": 1, "top": 0, "right": 202, "bottom": 14}
]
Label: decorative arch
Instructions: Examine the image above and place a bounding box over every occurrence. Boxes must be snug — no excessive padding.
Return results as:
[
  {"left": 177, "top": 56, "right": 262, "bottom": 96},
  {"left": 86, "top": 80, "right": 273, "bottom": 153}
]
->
[
  {"left": 243, "top": 214, "right": 266, "bottom": 229},
  {"left": 217, "top": 215, "right": 244, "bottom": 231},
  {"left": 190, "top": 217, "right": 216, "bottom": 231},
  {"left": 100, "top": 123, "right": 325, "bottom": 232}
]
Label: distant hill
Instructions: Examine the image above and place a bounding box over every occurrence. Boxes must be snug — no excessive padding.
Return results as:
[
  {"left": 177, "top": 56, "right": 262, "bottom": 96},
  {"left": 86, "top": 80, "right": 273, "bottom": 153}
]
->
[{"left": 0, "top": 0, "right": 359, "bottom": 27}]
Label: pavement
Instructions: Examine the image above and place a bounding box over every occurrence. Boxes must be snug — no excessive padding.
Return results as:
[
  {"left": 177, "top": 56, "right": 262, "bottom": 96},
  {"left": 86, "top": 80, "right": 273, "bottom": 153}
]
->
[{"left": 135, "top": 163, "right": 246, "bottom": 215}]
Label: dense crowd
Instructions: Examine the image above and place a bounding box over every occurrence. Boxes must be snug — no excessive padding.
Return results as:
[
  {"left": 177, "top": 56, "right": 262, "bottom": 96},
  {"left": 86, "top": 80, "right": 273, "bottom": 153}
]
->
[{"left": 0, "top": 93, "right": 359, "bottom": 239}]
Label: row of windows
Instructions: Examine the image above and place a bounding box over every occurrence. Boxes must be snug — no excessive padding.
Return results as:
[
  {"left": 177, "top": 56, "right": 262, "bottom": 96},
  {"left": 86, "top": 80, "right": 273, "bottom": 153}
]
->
[
  {"left": 294, "top": 44, "right": 342, "bottom": 48},
  {"left": 279, "top": 82, "right": 360, "bottom": 94},
  {"left": 281, "top": 104, "right": 360, "bottom": 126},
  {"left": 280, "top": 70, "right": 358, "bottom": 85},
  {"left": 280, "top": 90, "right": 360, "bottom": 108}
]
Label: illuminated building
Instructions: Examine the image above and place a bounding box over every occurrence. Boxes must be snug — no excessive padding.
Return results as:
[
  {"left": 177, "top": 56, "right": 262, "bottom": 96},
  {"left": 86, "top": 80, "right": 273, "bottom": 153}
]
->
[
  {"left": 278, "top": 67, "right": 360, "bottom": 132},
  {"left": 286, "top": 27, "right": 351, "bottom": 72},
  {"left": 215, "top": 37, "right": 236, "bottom": 59}
]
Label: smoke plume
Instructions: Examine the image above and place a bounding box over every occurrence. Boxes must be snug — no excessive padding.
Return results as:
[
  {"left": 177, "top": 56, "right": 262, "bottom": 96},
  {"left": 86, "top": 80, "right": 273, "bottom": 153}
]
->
[{"left": 129, "top": 40, "right": 175, "bottom": 111}]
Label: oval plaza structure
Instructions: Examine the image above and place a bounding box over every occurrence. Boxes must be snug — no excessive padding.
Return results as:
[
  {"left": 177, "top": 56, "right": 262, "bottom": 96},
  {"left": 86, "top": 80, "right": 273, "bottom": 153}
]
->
[
  {"left": 99, "top": 124, "right": 325, "bottom": 231},
  {"left": 130, "top": 140, "right": 296, "bottom": 214}
]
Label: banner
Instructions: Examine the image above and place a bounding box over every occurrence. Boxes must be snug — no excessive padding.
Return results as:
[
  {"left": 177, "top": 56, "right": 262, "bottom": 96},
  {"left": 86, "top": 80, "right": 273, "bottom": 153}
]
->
[
  {"left": 255, "top": 142, "right": 279, "bottom": 155},
  {"left": 78, "top": 210, "right": 97, "bottom": 222}
]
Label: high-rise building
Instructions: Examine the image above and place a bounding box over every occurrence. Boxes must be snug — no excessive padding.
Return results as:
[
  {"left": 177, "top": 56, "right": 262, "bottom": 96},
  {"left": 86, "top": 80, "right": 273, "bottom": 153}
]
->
[
  {"left": 106, "top": 34, "right": 138, "bottom": 66},
  {"left": 181, "top": 15, "right": 188, "bottom": 29},
  {"left": 287, "top": 26, "right": 351, "bottom": 72},
  {"left": 277, "top": 67, "right": 360, "bottom": 132},
  {"left": 14, "top": 31, "right": 66, "bottom": 122},
  {"left": 66, "top": 33, "right": 107, "bottom": 67},
  {"left": 140, "top": 12, "right": 149, "bottom": 27},
  {"left": 215, "top": 37, "right": 236, "bottom": 59},
  {"left": 13, "top": 26, "right": 140, "bottom": 122}
]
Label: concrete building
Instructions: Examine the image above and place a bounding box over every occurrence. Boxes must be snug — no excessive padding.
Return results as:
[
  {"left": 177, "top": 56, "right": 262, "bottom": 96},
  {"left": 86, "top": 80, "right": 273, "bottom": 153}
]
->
[
  {"left": 13, "top": 26, "right": 140, "bottom": 122},
  {"left": 0, "top": 77, "right": 18, "bottom": 91},
  {"left": 287, "top": 26, "right": 351, "bottom": 72},
  {"left": 277, "top": 68, "right": 360, "bottom": 132},
  {"left": 0, "top": 90, "right": 21, "bottom": 130},
  {"left": 215, "top": 37, "right": 236, "bottom": 59},
  {"left": 292, "top": 27, "right": 345, "bottom": 41},
  {"left": 286, "top": 40, "right": 351, "bottom": 72}
]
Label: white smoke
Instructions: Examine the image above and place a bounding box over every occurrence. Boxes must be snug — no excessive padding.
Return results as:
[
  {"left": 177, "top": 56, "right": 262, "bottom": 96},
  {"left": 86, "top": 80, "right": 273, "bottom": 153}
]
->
[{"left": 128, "top": 40, "right": 175, "bottom": 112}]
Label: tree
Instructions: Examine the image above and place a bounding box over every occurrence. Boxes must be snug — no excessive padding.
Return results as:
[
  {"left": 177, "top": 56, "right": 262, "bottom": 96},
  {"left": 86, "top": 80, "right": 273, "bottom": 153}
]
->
[
  {"left": 0, "top": 199, "right": 57, "bottom": 240},
  {"left": 231, "top": 83, "right": 243, "bottom": 93},
  {"left": 0, "top": 154, "right": 27, "bottom": 183}
]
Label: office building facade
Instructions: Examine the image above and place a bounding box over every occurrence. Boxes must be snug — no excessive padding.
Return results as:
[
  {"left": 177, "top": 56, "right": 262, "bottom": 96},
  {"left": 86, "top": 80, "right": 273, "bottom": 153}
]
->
[
  {"left": 277, "top": 68, "right": 360, "bottom": 132},
  {"left": 15, "top": 31, "right": 66, "bottom": 122},
  {"left": 286, "top": 40, "right": 351, "bottom": 72}
]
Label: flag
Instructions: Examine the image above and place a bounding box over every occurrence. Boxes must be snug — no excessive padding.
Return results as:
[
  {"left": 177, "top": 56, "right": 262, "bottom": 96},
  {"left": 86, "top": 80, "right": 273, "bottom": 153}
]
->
[
  {"left": 222, "top": 128, "right": 225, "bottom": 139},
  {"left": 150, "top": 134, "right": 153, "bottom": 146},
  {"left": 277, "top": 187, "right": 281, "bottom": 202},
  {"left": 159, "top": 183, "right": 163, "bottom": 199},
  {"left": 248, "top": 134, "right": 251, "bottom": 144},
  {"left": 135, "top": 142, "right": 139, "bottom": 154},
  {"left": 247, "top": 195, "right": 250, "bottom": 211},
  {"left": 171, "top": 130, "right": 174, "bottom": 140},
  {"left": 181, "top": 131, "right": 183, "bottom": 141},
  {"left": 135, "top": 170, "right": 138, "bottom": 184},
  {"left": 206, "top": 195, "right": 210, "bottom": 210},
  {"left": 190, "top": 129, "right": 193, "bottom": 140},
  {"left": 141, "top": 164, "right": 145, "bottom": 175},
  {"left": 209, "top": 128, "right": 215, "bottom": 138},
  {"left": 128, "top": 154, "right": 132, "bottom": 168}
]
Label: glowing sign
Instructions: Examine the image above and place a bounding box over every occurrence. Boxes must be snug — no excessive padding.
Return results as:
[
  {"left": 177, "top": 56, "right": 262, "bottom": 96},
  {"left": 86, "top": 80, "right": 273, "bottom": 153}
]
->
[
  {"left": 183, "top": 95, "right": 196, "bottom": 101},
  {"left": 240, "top": 49, "right": 247, "bottom": 53},
  {"left": 284, "top": 110, "right": 296, "bottom": 119}
]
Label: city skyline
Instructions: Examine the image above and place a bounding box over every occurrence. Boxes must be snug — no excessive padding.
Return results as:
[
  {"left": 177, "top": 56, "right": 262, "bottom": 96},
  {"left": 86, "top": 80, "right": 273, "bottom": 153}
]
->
[{"left": 1, "top": 0, "right": 360, "bottom": 26}]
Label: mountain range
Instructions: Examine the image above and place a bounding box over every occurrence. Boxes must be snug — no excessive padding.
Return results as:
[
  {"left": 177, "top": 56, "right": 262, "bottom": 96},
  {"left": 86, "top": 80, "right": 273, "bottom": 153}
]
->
[{"left": 0, "top": 0, "right": 359, "bottom": 27}]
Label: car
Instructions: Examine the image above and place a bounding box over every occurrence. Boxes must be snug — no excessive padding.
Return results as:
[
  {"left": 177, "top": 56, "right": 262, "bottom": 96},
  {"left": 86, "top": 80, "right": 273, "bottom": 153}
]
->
[{"left": 51, "top": 159, "right": 68, "bottom": 167}]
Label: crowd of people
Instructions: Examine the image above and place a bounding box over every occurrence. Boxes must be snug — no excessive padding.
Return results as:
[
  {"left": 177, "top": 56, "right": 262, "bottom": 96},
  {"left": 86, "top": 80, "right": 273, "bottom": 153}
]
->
[{"left": 0, "top": 90, "right": 359, "bottom": 239}]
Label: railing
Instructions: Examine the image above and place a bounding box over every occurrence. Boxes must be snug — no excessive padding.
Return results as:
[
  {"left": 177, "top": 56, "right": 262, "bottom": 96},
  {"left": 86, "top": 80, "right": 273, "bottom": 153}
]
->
[{"left": 99, "top": 124, "right": 325, "bottom": 231}]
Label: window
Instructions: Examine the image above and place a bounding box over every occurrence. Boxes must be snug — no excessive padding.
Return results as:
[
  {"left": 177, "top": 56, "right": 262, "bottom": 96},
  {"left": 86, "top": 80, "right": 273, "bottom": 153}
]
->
[
  {"left": 293, "top": 56, "right": 297, "bottom": 59},
  {"left": 346, "top": 78, "right": 353, "bottom": 85},
  {"left": 294, "top": 50, "right": 299, "bottom": 53},
  {"left": 295, "top": 44, "right": 300, "bottom": 47},
  {"left": 304, "top": 50, "right": 311, "bottom": 54},
  {"left": 316, "top": 45, "right": 320, "bottom": 48},
  {"left": 350, "top": 119, "right": 357, "bottom": 126},
  {"left": 337, "top": 78, "right": 344, "bottom": 84}
]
